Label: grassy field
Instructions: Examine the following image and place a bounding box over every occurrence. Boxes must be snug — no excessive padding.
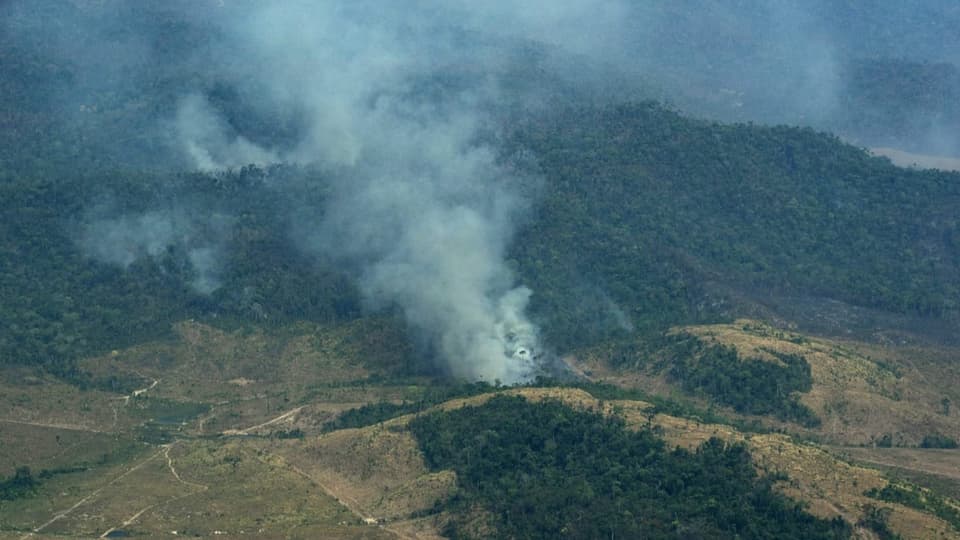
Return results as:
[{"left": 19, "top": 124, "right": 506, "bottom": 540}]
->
[
  {"left": 570, "top": 319, "right": 960, "bottom": 446},
  {"left": 4, "top": 318, "right": 960, "bottom": 538}
]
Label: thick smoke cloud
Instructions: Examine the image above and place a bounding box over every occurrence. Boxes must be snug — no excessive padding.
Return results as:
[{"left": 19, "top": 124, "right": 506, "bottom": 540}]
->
[
  {"left": 213, "top": 2, "right": 559, "bottom": 383},
  {"left": 170, "top": 1, "right": 574, "bottom": 383},
  {"left": 174, "top": 93, "right": 279, "bottom": 172}
]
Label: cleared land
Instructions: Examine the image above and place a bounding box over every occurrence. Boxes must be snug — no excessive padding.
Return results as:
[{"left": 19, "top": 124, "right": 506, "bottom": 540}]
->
[{"left": 3, "top": 319, "right": 960, "bottom": 538}]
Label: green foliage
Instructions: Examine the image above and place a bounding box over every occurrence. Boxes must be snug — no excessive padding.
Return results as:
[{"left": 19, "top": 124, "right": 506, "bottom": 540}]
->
[
  {"left": 875, "top": 433, "right": 895, "bottom": 448},
  {"left": 663, "top": 334, "right": 819, "bottom": 426},
  {"left": 409, "top": 395, "right": 850, "bottom": 539},
  {"left": 136, "top": 422, "right": 174, "bottom": 445},
  {"left": 72, "top": 372, "right": 154, "bottom": 394},
  {"left": 128, "top": 396, "right": 209, "bottom": 444},
  {"left": 0, "top": 165, "right": 362, "bottom": 378},
  {"left": 858, "top": 504, "right": 901, "bottom": 540},
  {"left": 509, "top": 102, "right": 960, "bottom": 350},
  {"left": 6, "top": 17, "right": 960, "bottom": 385},
  {"left": 271, "top": 428, "right": 304, "bottom": 439},
  {"left": 128, "top": 396, "right": 209, "bottom": 425},
  {"left": 0, "top": 464, "right": 88, "bottom": 501},
  {"left": 0, "top": 467, "right": 37, "bottom": 501},
  {"left": 322, "top": 401, "right": 409, "bottom": 432},
  {"left": 867, "top": 483, "right": 960, "bottom": 533},
  {"left": 920, "top": 434, "right": 958, "bottom": 449}
]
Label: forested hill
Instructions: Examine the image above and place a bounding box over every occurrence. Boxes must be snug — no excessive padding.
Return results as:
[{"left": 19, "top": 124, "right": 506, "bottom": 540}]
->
[
  {"left": 508, "top": 103, "right": 960, "bottom": 350},
  {"left": 3, "top": 5, "right": 960, "bottom": 374},
  {"left": 3, "top": 97, "right": 960, "bottom": 375}
]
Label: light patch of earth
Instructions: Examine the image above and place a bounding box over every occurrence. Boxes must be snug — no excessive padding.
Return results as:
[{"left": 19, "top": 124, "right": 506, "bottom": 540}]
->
[
  {"left": 871, "top": 147, "right": 960, "bottom": 172},
  {"left": 834, "top": 447, "right": 960, "bottom": 483}
]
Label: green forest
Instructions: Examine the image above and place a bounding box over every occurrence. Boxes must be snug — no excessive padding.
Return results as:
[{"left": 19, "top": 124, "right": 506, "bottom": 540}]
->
[
  {"left": 659, "top": 334, "right": 819, "bottom": 425},
  {"left": 409, "top": 395, "right": 850, "bottom": 539},
  {"left": 6, "top": 99, "right": 960, "bottom": 380},
  {"left": 509, "top": 103, "right": 960, "bottom": 349}
]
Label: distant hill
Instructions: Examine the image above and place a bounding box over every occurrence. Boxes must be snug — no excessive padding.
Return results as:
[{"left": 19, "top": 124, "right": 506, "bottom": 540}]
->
[
  {"left": 509, "top": 102, "right": 960, "bottom": 351},
  {"left": 4, "top": 100, "right": 960, "bottom": 373}
]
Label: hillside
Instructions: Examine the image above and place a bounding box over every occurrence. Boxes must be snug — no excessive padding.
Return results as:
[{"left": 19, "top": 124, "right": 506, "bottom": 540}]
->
[
  {"left": 5, "top": 84, "right": 960, "bottom": 540},
  {"left": 5, "top": 103, "right": 960, "bottom": 377},
  {"left": 3, "top": 328, "right": 960, "bottom": 538},
  {"left": 508, "top": 103, "right": 960, "bottom": 350}
]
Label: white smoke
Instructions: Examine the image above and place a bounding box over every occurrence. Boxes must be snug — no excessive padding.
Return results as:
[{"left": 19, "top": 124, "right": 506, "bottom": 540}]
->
[
  {"left": 81, "top": 211, "right": 178, "bottom": 268},
  {"left": 324, "top": 141, "right": 542, "bottom": 381},
  {"left": 165, "top": 2, "right": 555, "bottom": 382},
  {"left": 80, "top": 207, "right": 232, "bottom": 295},
  {"left": 175, "top": 93, "right": 280, "bottom": 172}
]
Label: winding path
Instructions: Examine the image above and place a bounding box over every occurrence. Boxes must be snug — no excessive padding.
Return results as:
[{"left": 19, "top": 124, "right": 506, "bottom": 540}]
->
[
  {"left": 97, "top": 443, "right": 208, "bottom": 538},
  {"left": 18, "top": 448, "right": 166, "bottom": 539}
]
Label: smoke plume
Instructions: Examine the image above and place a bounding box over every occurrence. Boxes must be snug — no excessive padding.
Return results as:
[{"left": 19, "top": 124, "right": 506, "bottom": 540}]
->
[{"left": 171, "top": 1, "right": 556, "bottom": 382}]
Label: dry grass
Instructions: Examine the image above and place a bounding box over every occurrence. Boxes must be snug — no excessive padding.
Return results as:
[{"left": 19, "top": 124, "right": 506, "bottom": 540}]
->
[
  {"left": 678, "top": 319, "right": 960, "bottom": 446},
  {"left": 268, "top": 424, "right": 435, "bottom": 522},
  {"left": 0, "top": 318, "right": 425, "bottom": 539},
  {"left": 749, "top": 434, "right": 959, "bottom": 539},
  {"left": 0, "top": 422, "right": 131, "bottom": 478},
  {"left": 79, "top": 320, "right": 373, "bottom": 405},
  {"left": 0, "top": 375, "right": 134, "bottom": 435},
  {"left": 260, "top": 385, "right": 960, "bottom": 539},
  {"left": 129, "top": 440, "right": 391, "bottom": 539},
  {"left": 835, "top": 447, "right": 960, "bottom": 484},
  {"left": 7, "top": 315, "right": 960, "bottom": 539},
  {"left": 70, "top": 319, "right": 427, "bottom": 440},
  {"left": 0, "top": 438, "right": 393, "bottom": 539}
]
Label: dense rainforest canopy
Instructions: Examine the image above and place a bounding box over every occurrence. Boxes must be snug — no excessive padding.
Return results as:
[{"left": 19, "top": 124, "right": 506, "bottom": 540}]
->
[{"left": 409, "top": 395, "right": 851, "bottom": 539}]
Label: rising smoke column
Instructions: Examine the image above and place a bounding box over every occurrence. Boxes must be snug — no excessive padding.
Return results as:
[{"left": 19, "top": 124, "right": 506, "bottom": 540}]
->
[
  {"left": 307, "top": 104, "right": 543, "bottom": 383},
  {"left": 176, "top": 2, "right": 547, "bottom": 383},
  {"left": 57, "top": 0, "right": 635, "bottom": 382}
]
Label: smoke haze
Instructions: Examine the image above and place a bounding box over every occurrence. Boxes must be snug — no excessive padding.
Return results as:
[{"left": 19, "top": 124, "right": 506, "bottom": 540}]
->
[{"left": 80, "top": 205, "right": 233, "bottom": 295}]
